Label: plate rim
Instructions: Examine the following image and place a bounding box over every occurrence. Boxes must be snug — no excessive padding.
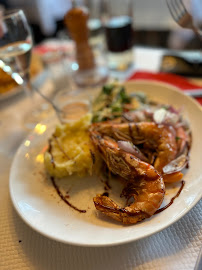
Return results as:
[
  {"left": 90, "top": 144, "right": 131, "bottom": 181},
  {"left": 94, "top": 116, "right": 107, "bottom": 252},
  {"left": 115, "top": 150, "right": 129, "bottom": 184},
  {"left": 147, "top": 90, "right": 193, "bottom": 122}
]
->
[
  {"left": 126, "top": 79, "right": 202, "bottom": 111},
  {"left": 9, "top": 80, "right": 202, "bottom": 247}
]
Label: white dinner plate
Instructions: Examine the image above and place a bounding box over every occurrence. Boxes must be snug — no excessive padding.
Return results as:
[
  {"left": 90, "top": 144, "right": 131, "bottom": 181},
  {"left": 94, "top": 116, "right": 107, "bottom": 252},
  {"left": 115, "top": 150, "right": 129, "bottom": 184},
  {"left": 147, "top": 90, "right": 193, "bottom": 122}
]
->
[{"left": 9, "top": 81, "right": 202, "bottom": 247}]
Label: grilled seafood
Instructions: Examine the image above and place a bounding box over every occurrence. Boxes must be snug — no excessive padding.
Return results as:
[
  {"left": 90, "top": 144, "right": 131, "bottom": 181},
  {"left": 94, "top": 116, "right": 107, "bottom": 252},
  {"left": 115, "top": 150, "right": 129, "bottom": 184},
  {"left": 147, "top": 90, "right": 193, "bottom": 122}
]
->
[
  {"left": 90, "top": 131, "right": 165, "bottom": 224},
  {"left": 176, "top": 126, "right": 190, "bottom": 155},
  {"left": 90, "top": 122, "right": 178, "bottom": 173}
]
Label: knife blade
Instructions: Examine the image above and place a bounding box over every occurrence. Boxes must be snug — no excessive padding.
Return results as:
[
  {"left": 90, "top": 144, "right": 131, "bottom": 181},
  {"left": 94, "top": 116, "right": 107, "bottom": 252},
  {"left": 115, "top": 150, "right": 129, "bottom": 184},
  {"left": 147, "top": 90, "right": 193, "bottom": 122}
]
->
[{"left": 184, "top": 89, "right": 202, "bottom": 98}]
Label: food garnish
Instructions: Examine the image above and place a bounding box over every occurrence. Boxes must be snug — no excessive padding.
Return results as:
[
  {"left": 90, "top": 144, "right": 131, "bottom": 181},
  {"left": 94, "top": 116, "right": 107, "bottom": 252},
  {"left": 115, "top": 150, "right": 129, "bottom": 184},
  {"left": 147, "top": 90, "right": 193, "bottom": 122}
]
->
[{"left": 92, "top": 82, "right": 142, "bottom": 123}]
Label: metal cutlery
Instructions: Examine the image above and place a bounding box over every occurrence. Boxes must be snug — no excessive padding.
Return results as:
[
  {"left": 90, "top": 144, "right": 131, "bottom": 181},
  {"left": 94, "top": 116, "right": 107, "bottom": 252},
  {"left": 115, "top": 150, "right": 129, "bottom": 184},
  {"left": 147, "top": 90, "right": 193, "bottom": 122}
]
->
[
  {"left": 184, "top": 89, "right": 202, "bottom": 98},
  {"left": 166, "top": 0, "right": 202, "bottom": 43}
]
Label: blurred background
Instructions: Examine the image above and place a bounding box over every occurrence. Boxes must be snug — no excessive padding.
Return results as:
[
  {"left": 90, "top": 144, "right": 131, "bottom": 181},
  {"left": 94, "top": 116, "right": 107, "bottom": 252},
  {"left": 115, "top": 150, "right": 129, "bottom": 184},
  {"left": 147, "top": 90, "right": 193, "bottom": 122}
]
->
[{"left": 0, "top": 0, "right": 200, "bottom": 50}]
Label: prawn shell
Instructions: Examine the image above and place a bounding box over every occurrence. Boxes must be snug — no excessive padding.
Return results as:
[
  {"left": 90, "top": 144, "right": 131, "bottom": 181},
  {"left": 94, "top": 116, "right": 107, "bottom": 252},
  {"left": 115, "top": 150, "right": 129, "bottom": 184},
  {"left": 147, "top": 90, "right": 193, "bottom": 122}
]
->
[{"left": 90, "top": 129, "right": 165, "bottom": 224}]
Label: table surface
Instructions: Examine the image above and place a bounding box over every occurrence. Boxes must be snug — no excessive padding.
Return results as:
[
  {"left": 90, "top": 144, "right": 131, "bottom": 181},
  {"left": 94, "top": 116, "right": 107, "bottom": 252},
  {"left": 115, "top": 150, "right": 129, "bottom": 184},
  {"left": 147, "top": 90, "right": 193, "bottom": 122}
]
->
[{"left": 0, "top": 46, "right": 201, "bottom": 270}]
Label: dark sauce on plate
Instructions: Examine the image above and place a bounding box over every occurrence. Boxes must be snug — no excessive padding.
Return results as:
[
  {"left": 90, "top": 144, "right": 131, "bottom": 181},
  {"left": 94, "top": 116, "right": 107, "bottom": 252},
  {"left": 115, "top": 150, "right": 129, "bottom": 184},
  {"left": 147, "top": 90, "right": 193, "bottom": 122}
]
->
[
  {"left": 48, "top": 139, "right": 55, "bottom": 168},
  {"left": 101, "top": 192, "right": 109, "bottom": 197},
  {"left": 50, "top": 176, "right": 86, "bottom": 213},
  {"left": 155, "top": 180, "right": 185, "bottom": 215}
]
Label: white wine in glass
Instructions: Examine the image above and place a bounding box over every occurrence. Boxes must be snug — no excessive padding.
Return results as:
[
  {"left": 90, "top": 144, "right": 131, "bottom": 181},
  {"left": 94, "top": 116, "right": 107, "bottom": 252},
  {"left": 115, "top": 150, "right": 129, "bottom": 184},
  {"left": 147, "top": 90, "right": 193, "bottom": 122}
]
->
[
  {"left": 0, "top": 41, "right": 32, "bottom": 84},
  {"left": 0, "top": 9, "right": 51, "bottom": 129}
]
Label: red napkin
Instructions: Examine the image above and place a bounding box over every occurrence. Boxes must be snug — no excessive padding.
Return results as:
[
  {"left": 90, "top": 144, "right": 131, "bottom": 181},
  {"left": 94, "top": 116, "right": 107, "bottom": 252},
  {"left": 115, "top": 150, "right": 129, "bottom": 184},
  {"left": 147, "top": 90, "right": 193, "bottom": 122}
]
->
[{"left": 127, "top": 71, "right": 202, "bottom": 105}]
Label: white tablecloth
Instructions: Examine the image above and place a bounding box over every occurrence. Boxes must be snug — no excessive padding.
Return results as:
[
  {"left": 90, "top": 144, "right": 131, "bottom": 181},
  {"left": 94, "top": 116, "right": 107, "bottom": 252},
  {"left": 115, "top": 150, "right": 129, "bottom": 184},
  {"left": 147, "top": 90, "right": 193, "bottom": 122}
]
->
[{"left": 0, "top": 47, "right": 201, "bottom": 270}]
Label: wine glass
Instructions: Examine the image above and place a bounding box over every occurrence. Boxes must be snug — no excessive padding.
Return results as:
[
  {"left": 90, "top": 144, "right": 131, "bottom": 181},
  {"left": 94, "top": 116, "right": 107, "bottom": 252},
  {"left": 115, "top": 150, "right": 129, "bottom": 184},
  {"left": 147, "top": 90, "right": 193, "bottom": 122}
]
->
[{"left": 0, "top": 9, "right": 52, "bottom": 129}]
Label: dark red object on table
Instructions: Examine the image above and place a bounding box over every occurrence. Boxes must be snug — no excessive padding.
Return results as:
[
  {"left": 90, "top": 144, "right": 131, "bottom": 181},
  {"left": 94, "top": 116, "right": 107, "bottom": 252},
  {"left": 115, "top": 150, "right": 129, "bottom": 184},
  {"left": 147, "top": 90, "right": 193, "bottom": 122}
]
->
[{"left": 127, "top": 71, "right": 202, "bottom": 105}]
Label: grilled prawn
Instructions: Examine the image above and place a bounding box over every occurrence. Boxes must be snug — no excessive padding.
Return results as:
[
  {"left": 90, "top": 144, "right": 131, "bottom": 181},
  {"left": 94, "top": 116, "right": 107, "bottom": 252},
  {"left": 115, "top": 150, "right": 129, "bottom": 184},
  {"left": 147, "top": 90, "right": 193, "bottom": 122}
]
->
[
  {"left": 90, "top": 121, "right": 178, "bottom": 173},
  {"left": 90, "top": 131, "right": 165, "bottom": 224}
]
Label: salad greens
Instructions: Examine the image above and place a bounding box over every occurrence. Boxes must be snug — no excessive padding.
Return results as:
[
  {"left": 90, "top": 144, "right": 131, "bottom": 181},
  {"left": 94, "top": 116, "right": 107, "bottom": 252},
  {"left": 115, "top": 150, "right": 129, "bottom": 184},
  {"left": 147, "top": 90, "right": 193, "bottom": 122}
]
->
[{"left": 92, "top": 82, "right": 145, "bottom": 123}]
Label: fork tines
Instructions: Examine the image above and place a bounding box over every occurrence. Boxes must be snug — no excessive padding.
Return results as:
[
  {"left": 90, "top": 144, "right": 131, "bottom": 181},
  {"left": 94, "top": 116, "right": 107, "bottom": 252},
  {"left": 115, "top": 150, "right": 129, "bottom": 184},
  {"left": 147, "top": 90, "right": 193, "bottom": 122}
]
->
[{"left": 166, "top": 0, "right": 187, "bottom": 22}]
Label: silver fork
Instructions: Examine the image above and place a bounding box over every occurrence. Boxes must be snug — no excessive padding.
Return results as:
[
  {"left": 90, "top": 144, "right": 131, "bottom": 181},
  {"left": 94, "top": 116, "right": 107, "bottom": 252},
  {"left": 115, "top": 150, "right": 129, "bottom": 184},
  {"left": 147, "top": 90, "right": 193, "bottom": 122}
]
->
[{"left": 166, "top": 0, "right": 202, "bottom": 42}]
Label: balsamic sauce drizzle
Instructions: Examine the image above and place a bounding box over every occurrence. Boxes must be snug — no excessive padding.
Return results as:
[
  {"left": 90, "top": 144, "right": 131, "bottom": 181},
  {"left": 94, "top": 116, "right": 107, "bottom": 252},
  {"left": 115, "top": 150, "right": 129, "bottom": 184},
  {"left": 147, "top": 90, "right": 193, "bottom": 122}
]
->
[
  {"left": 154, "top": 180, "right": 185, "bottom": 215},
  {"left": 89, "top": 149, "right": 96, "bottom": 164},
  {"left": 48, "top": 140, "right": 55, "bottom": 168},
  {"left": 50, "top": 176, "right": 86, "bottom": 213},
  {"left": 48, "top": 139, "right": 86, "bottom": 213},
  {"left": 101, "top": 192, "right": 109, "bottom": 197},
  {"left": 128, "top": 123, "right": 134, "bottom": 141},
  {"left": 100, "top": 176, "right": 111, "bottom": 191}
]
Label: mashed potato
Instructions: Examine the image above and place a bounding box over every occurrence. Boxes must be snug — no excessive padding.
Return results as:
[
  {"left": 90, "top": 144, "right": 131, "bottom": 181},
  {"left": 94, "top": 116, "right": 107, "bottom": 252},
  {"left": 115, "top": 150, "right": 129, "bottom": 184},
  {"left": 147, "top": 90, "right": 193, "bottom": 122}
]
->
[{"left": 44, "top": 114, "right": 101, "bottom": 178}]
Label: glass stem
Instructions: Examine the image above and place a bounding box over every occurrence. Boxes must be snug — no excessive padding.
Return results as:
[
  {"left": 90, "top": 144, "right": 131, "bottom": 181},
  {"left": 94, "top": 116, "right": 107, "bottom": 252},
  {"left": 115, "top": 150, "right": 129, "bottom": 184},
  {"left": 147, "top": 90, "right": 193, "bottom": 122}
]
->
[
  {"left": 22, "top": 72, "right": 60, "bottom": 114},
  {"left": 22, "top": 72, "right": 33, "bottom": 98}
]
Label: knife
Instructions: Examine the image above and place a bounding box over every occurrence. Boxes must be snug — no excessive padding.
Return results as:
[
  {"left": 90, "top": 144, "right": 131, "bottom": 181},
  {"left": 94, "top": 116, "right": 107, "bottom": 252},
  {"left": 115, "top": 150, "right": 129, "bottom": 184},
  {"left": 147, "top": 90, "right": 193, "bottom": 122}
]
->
[
  {"left": 184, "top": 89, "right": 202, "bottom": 98},
  {"left": 131, "top": 89, "right": 202, "bottom": 98}
]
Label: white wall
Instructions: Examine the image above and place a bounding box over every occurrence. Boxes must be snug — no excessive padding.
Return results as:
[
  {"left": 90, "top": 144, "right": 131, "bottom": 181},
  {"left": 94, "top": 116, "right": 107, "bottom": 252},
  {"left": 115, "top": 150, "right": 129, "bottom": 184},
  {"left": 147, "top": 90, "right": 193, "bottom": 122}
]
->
[{"left": 132, "top": 0, "right": 177, "bottom": 30}]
